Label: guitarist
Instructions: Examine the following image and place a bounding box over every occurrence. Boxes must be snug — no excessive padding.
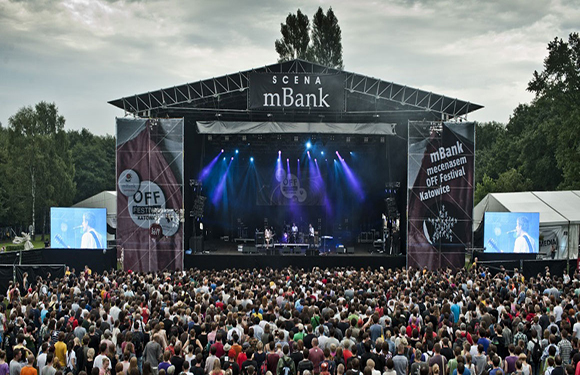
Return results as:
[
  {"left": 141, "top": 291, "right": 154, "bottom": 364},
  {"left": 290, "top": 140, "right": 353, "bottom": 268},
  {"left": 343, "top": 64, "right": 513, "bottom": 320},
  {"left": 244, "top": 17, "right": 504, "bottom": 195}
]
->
[{"left": 81, "top": 212, "right": 104, "bottom": 249}]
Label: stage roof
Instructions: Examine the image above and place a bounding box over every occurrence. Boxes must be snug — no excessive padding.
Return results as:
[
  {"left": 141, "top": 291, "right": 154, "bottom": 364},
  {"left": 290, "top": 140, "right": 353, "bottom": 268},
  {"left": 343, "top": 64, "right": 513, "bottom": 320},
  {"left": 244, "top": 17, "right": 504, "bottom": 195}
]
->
[{"left": 109, "top": 59, "right": 483, "bottom": 124}]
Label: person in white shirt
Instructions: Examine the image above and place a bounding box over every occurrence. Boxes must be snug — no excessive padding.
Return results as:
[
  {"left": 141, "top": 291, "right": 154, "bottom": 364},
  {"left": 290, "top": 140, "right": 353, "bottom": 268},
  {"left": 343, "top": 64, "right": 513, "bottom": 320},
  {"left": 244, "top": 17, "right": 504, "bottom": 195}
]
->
[
  {"left": 513, "top": 216, "right": 536, "bottom": 253},
  {"left": 81, "top": 212, "right": 104, "bottom": 249}
]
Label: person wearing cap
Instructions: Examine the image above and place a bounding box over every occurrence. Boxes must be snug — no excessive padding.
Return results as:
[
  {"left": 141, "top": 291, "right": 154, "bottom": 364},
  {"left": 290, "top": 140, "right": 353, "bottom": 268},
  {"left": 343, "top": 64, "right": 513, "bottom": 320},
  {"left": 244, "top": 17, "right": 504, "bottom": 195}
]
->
[{"left": 319, "top": 362, "right": 330, "bottom": 375}]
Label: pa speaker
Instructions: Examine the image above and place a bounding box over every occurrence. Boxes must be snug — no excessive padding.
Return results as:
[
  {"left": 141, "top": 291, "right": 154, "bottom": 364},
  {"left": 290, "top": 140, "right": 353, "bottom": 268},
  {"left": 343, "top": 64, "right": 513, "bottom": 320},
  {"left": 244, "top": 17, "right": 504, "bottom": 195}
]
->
[
  {"left": 242, "top": 245, "right": 257, "bottom": 254},
  {"left": 189, "top": 236, "right": 203, "bottom": 254}
]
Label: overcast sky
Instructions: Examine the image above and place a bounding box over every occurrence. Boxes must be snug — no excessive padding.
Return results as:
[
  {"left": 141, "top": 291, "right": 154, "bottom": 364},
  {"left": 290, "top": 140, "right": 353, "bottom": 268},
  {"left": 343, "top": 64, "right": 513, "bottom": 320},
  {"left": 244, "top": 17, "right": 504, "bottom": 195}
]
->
[{"left": 1, "top": 0, "right": 577, "bottom": 136}]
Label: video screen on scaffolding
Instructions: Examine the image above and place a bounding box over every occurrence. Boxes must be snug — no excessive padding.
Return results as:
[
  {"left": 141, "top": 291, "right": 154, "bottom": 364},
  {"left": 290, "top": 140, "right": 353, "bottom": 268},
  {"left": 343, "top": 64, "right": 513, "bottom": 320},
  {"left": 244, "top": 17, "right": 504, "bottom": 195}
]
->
[
  {"left": 50, "top": 207, "right": 107, "bottom": 249},
  {"left": 484, "top": 212, "right": 539, "bottom": 253}
]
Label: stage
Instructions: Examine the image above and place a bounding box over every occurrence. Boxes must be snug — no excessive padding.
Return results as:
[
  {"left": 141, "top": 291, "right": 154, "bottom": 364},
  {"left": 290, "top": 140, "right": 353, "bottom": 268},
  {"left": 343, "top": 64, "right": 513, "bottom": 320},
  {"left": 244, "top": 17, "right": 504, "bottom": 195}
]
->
[
  {"left": 108, "top": 59, "right": 484, "bottom": 272},
  {"left": 184, "top": 240, "right": 406, "bottom": 270}
]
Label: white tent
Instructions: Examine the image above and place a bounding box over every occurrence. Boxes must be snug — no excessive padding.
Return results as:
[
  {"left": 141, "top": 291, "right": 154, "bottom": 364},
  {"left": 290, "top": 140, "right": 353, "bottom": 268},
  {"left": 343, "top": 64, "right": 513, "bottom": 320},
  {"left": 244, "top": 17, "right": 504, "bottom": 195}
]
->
[
  {"left": 73, "top": 191, "right": 116, "bottom": 242},
  {"left": 474, "top": 191, "right": 580, "bottom": 259}
]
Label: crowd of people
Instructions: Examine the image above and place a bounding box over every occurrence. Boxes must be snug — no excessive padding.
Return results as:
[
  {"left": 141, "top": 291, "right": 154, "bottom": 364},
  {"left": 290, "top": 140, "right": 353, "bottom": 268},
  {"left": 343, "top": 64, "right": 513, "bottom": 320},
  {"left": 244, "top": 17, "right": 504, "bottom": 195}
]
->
[{"left": 0, "top": 263, "right": 579, "bottom": 375}]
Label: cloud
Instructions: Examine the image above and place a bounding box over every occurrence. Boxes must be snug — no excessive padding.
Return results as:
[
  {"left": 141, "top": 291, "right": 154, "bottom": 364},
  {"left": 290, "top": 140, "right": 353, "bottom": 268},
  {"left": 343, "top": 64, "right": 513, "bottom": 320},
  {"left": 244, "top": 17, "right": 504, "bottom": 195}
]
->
[{"left": 0, "top": 0, "right": 577, "bottom": 134}]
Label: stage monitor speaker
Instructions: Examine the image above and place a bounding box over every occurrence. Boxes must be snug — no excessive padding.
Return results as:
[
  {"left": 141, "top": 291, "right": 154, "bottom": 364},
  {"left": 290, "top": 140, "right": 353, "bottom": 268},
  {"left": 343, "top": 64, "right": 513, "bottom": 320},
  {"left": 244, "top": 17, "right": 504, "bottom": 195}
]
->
[
  {"left": 242, "top": 245, "right": 257, "bottom": 254},
  {"left": 256, "top": 232, "right": 264, "bottom": 244},
  {"left": 307, "top": 248, "right": 318, "bottom": 256},
  {"left": 336, "top": 245, "right": 346, "bottom": 254},
  {"left": 347, "top": 246, "right": 354, "bottom": 254},
  {"left": 293, "top": 247, "right": 301, "bottom": 254},
  {"left": 189, "top": 236, "right": 203, "bottom": 254}
]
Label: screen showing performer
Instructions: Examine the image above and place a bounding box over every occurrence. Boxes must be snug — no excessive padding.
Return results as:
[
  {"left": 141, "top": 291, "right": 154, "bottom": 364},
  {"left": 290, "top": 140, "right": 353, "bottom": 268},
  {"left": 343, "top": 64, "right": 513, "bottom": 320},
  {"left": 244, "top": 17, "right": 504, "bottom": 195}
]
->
[
  {"left": 51, "top": 207, "right": 107, "bottom": 249},
  {"left": 484, "top": 212, "right": 539, "bottom": 253}
]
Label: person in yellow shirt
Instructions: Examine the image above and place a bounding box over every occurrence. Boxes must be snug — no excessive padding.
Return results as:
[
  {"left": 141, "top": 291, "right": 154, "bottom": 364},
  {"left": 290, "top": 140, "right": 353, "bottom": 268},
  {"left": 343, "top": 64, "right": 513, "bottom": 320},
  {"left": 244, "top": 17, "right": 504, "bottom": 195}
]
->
[{"left": 54, "top": 332, "right": 67, "bottom": 367}]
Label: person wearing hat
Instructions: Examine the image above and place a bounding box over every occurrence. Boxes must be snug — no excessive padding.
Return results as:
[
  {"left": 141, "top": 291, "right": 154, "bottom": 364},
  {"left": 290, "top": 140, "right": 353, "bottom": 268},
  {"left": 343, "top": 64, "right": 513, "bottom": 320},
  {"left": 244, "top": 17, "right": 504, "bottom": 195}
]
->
[{"left": 319, "top": 362, "right": 330, "bottom": 375}]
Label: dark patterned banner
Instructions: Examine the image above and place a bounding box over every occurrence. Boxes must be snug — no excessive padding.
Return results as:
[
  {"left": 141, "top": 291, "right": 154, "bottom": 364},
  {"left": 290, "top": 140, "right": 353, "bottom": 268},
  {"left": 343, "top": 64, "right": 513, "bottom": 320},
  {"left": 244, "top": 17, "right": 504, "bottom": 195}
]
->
[
  {"left": 407, "top": 122, "right": 475, "bottom": 270},
  {"left": 116, "top": 118, "right": 184, "bottom": 272}
]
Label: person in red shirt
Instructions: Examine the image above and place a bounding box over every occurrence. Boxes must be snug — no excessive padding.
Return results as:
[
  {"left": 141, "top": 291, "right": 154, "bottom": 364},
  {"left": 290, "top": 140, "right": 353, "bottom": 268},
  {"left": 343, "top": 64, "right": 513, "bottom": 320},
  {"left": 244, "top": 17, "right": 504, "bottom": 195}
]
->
[
  {"left": 309, "top": 338, "right": 325, "bottom": 375},
  {"left": 212, "top": 333, "right": 225, "bottom": 358}
]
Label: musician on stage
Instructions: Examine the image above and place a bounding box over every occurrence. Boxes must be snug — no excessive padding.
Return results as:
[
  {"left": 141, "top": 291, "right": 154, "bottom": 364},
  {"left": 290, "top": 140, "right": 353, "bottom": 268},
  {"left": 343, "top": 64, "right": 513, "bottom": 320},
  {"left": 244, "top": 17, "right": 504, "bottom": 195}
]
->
[
  {"left": 291, "top": 222, "right": 298, "bottom": 243},
  {"left": 265, "top": 226, "right": 273, "bottom": 247},
  {"left": 308, "top": 223, "right": 315, "bottom": 248}
]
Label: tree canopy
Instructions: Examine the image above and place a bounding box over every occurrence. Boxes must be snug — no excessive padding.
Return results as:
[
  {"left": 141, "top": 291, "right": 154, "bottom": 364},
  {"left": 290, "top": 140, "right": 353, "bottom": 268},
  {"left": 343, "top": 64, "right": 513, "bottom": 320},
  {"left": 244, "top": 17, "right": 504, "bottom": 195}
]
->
[
  {"left": 275, "top": 7, "right": 344, "bottom": 69},
  {"left": 474, "top": 32, "right": 580, "bottom": 204},
  {"left": 0, "top": 103, "right": 115, "bottom": 238}
]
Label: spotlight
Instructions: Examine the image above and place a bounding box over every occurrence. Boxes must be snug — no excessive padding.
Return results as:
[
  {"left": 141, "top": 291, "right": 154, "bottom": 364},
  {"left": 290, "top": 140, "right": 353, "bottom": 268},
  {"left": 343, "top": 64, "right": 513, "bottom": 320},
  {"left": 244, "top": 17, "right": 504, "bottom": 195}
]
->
[
  {"left": 286, "top": 158, "right": 289, "bottom": 162},
  {"left": 231, "top": 157, "right": 234, "bottom": 161},
  {"left": 235, "top": 149, "right": 239, "bottom": 154},
  {"left": 306, "top": 141, "right": 312, "bottom": 149},
  {"left": 277, "top": 158, "right": 280, "bottom": 162},
  {"left": 221, "top": 149, "right": 224, "bottom": 153},
  {"left": 223, "top": 157, "right": 226, "bottom": 161},
  {"left": 278, "top": 150, "right": 281, "bottom": 155},
  {"left": 321, "top": 151, "right": 325, "bottom": 155},
  {"left": 250, "top": 157, "right": 254, "bottom": 162},
  {"left": 350, "top": 152, "right": 353, "bottom": 155}
]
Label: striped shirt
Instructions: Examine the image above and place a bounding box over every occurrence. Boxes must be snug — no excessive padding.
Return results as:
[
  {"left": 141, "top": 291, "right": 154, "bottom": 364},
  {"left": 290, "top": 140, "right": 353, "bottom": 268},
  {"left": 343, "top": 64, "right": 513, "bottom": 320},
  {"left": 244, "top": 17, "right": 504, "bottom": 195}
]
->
[{"left": 557, "top": 338, "right": 572, "bottom": 364}]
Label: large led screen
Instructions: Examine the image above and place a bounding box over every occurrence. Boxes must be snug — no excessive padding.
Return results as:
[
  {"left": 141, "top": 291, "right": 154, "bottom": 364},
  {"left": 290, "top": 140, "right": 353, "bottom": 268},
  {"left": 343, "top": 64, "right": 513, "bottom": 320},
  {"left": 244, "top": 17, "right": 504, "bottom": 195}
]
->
[
  {"left": 51, "top": 207, "right": 107, "bottom": 249},
  {"left": 484, "top": 212, "right": 539, "bottom": 253}
]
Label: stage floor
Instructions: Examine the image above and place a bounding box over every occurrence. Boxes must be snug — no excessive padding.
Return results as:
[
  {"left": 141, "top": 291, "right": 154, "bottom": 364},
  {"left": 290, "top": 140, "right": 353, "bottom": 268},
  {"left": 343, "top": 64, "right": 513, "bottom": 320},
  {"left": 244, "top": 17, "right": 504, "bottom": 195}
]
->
[{"left": 191, "top": 239, "right": 398, "bottom": 256}]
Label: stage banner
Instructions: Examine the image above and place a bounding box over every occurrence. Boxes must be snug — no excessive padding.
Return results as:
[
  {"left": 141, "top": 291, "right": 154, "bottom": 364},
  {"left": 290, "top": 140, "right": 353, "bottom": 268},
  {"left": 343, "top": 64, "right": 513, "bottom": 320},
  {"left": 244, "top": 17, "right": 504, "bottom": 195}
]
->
[
  {"left": 249, "top": 72, "right": 345, "bottom": 111},
  {"left": 407, "top": 121, "right": 475, "bottom": 270},
  {"left": 539, "top": 226, "right": 567, "bottom": 259},
  {"left": 116, "top": 118, "right": 184, "bottom": 272}
]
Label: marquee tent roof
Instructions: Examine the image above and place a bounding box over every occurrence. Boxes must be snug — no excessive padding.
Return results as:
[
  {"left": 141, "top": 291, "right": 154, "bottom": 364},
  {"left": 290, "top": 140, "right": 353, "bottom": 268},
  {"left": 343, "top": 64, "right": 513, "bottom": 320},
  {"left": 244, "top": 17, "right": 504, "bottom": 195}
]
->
[
  {"left": 474, "top": 191, "right": 580, "bottom": 230},
  {"left": 73, "top": 191, "right": 116, "bottom": 213},
  {"left": 108, "top": 59, "right": 483, "bottom": 124}
]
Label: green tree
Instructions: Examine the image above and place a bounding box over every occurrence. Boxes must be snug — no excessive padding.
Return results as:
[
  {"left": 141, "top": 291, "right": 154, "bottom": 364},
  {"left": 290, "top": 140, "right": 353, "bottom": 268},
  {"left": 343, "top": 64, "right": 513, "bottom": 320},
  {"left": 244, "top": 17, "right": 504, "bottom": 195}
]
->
[
  {"left": 474, "top": 169, "right": 533, "bottom": 205},
  {"left": 474, "top": 121, "right": 507, "bottom": 184},
  {"left": 6, "top": 102, "right": 75, "bottom": 239},
  {"left": 308, "top": 7, "right": 344, "bottom": 69},
  {"left": 68, "top": 129, "right": 116, "bottom": 202},
  {"left": 527, "top": 32, "right": 580, "bottom": 189},
  {"left": 275, "top": 9, "right": 311, "bottom": 62},
  {"left": 0, "top": 125, "right": 10, "bottom": 225},
  {"left": 275, "top": 7, "right": 344, "bottom": 69}
]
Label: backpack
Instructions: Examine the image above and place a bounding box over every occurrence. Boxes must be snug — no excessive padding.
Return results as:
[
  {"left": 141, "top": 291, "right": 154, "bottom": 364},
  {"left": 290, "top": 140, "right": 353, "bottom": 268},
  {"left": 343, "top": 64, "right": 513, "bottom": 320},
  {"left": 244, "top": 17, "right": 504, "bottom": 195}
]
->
[
  {"left": 454, "top": 334, "right": 466, "bottom": 351},
  {"left": 281, "top": 357, "right": 293, "bottom": 375},
  {"left": 531, "top": 340, "right": 542, "bottom": 364},
  {"left": 260, "top": 360, "right": 269, "bottom": 375}
]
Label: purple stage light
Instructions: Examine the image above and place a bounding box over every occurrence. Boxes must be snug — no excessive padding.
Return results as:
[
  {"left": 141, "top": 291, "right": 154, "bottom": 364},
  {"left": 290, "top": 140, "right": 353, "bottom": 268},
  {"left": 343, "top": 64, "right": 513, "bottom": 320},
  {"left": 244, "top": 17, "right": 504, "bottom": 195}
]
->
[
  {"left": 339, "top": 158, "right": 365, "bottom": 200},
  {"left": 221, "top": 149, "right": 224, "bottom": 153},
  {"left": 211, "top": 158, "right": 233, "bottom": 205},
  {"left": 199, "top": 151, "right": 223, "bottom": 181}
]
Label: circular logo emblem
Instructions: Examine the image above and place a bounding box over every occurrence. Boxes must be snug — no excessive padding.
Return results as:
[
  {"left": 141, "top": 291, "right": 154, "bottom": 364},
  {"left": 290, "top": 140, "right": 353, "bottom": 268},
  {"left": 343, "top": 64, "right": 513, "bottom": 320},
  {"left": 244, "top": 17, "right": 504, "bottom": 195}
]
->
[{"left": 118, "top": 169, "right": 140, "bottom": 197}]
